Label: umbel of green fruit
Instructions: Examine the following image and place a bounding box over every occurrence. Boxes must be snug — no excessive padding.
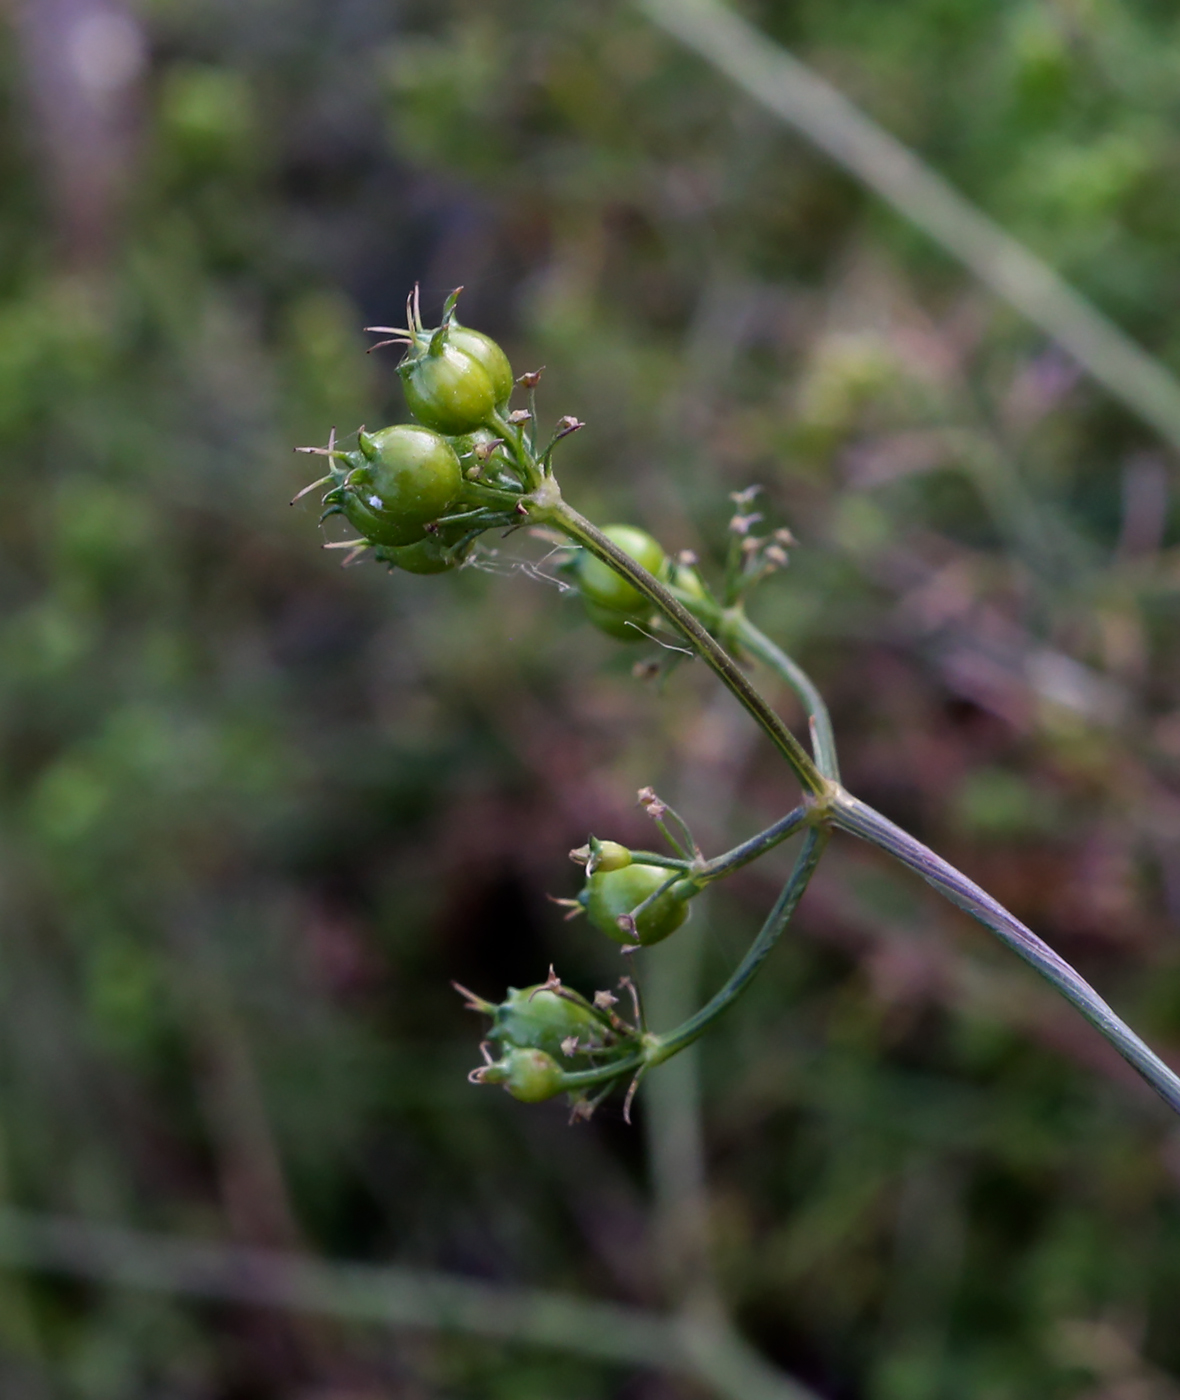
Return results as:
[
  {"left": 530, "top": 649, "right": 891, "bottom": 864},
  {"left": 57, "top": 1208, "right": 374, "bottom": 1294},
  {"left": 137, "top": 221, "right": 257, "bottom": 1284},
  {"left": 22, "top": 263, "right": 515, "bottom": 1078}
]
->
[
  {"left": 339, "top": 425, "right": 462, "bottom": 546},
  {"left": 584, "top": 862, "right": 693, "bottom": 946}
]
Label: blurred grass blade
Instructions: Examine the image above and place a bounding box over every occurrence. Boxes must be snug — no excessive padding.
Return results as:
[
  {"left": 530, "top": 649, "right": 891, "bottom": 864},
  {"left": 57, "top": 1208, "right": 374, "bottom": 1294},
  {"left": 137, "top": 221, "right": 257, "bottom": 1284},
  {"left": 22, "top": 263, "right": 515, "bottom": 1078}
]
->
[
  {"left": 638, "top": 0, "right": 1180, "bottom": 454},
  {"left": 0, "top": 1209, "right": 821, "bottom": 1400}
]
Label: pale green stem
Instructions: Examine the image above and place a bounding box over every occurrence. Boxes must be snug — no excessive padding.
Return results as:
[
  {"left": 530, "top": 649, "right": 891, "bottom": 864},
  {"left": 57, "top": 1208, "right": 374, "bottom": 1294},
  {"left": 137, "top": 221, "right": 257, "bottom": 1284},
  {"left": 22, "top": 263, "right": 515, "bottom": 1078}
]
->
[
  {"left": 627, "top": 803, "right": 809, "bottom": 888},
  {"left": 560, "top": 1053, "right": 646, "bottom": 1092},
  {"left": 832, "top": 791, "right": 1180, "bottom": 1115},
  {"left": 695, "top": 804, "right": 810, "bottom": 885},
  {"left": 487, "top": 409, "right": 543, "bottom": 490},
  {"left": 730, "top": 614, "right": 840, "bottom": 782},
  {"left": 650, "top": 827, "right": 828, "bottom": 1065}
]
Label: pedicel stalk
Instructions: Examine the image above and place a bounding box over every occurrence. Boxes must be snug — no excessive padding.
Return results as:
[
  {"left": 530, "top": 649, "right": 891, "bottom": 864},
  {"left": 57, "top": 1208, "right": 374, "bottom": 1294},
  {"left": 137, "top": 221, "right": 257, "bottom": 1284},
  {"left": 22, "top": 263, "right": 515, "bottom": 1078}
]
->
[{"left": 295, "top": 286, "right": 1180, "bottom": 1123}]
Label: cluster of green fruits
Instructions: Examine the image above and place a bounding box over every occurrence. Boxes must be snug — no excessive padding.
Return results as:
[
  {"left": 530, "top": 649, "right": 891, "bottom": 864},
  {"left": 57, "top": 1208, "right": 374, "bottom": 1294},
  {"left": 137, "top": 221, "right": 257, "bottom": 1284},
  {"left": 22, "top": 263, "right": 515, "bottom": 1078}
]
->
[
  {"left": 293, "top": 287, "right": 1180, "bottom": 1135},
  {"left": 302, "top": 289, "right": 518, "bottom": 575},
  {"left": 457, "top": 977, "right": 642, "bottom": 1109},
  {"left": 451, "top": 832, "right": 702, "bottom": 1110},
  {"left": 297, "top": 288, "right": 712, "bottom": 643},
  {"left": 295, "top": 289, "right": 720, "bottom": 1114},
  {"left": 454, "top": 833, "right": 700, "bottom": 1111}
]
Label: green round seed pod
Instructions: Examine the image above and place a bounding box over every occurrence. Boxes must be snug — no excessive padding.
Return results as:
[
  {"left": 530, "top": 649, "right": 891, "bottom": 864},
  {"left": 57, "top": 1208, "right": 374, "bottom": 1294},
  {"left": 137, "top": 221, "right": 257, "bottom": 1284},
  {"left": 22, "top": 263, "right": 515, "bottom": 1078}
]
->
[
  {"left": 504, "top": 1048, "right": 565, "bottom": 1103},
  {"left": 378, "top": 522, "right": 473, "bottom": 575},
  {"left": 379, "top": 536, "right": 458, "bottom": 574},
  {"left": 451, "top": 427, "right": 512, "bottom": 471},
  {"left": 590, "top": 840, "right": 632, "bottom": 873},
  {"left": 576, "top": 525, "right": 667, "bottom": 615},
  {"left": 368, "top": 424, "right": 462, "bottom": 518},
  {"left": 491, "top": 986, "right": 609, "bottom": 1060},
  {"left": 451, "top": 428, "right": 518, "bottom": 497},
  {"left": 447, "top": 324, "right": 514, "bottom": 405},
  {"left": 671, "top": 561, "right": 708, "bottom": 603},
  {"left": 400, "top": 342, "right": 498, "bottom": 435},
  {"left": 582, "top": 598, "right": 650, "bottom": 642},
  {"left": 343, "top": 425, "right": 462, "bottom": 545},
  {"left": 585, "top": 863, "right": 691, "bottom": 947},
  {"left": 340, "top": 490, "right": 427, "bottom": 548}
]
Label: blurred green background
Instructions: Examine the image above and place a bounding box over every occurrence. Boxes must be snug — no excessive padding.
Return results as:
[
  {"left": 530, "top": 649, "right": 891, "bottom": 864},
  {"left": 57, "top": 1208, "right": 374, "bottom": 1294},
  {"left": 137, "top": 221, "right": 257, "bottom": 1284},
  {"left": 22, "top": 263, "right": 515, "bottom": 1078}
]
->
[{"left": 4, "top": 0, "right": 1180, "bottom": 1395}]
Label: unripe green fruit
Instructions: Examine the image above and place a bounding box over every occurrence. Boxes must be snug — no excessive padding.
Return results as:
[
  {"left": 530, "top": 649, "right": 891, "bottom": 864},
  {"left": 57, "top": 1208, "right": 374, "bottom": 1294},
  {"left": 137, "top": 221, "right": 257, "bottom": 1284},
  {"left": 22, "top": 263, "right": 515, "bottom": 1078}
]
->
[
  {"left": 491, "top": 986, "right": 609, "bottom": 1059},
  {"left": 452, "top": 428, "right": 512, "bottom": 471},
  {"left": 341, "top": 491, "right": 428, "bottom": 548},
  {"left": 378, "top": 522, "right": 472, "bottom": 575},
  {"left": 452, "top": 428, "right": 517, "bottom": 497},
  {"left": 586, "top": 863, "right": 692, "bottom": 947},
  {"left": 582, "top": 598, "right": 650, "bottom": 642},
  {"left": 590, "top": 840, "right": 632, "bottom": 873},
  {"left": 576, "top": 525, "right": 667, "bottom": 615},
  {"left": 379, "top": 537, "right": 457, "bottom": 574},
  {"left": 504, "top": 1048, "right": 565, "bottom": 1103},
  {"left": 400, "top": 342, "right": 498, "bottom": 435},
  {"left": 671, "top": 562, "right": 708, "bottom": 602},
  {"left": 447, "top": 324, "right": 514, "bottom": 405},
  {"left": 343, "top": 425, "right": 461, "bottom": 545}
]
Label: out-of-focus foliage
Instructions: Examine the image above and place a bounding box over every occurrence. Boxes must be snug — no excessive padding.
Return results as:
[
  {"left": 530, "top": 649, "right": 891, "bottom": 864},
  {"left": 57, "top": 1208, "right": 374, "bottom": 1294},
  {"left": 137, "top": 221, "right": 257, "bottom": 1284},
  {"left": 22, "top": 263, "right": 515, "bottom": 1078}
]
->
[{"left": 3, "top": 0, "right": 1180, "bottom": 1395}]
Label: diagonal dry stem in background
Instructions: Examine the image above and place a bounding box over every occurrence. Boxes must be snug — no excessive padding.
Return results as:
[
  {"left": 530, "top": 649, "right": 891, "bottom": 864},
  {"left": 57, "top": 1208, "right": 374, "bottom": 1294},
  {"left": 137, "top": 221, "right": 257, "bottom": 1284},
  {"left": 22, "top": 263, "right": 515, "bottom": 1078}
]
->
[{"left": 637, "top": 0, "right": 1180, "bottom": 455}]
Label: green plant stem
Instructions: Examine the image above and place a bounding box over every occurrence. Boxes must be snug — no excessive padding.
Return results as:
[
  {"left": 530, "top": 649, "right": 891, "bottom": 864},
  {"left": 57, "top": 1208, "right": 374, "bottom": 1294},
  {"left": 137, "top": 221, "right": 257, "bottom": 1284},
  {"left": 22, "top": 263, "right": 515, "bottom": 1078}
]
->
[
  {"left": 661, "top": 583, "right": 838, "bottom": 782},
  {"left": 832, "top": 790, "right": 1180, "bottom": 1115},
  {"left": 731, "top": 615, "right": 840, "bottom": 782},
  {"left": 627, "top": 805, "right": 809, "bottom": 886},
  {"left": 548, "top": 500, "right": 826, "bottom": 798},
  {"left": 625, "top": 851, "right": 694, "bottom": 871},
  {"left": 560, "top": 1053, "right": 646, "bottom": 1092},
  {"left": 488, "top": 410, "right": 542, "bottom": 489},
  {"left": 695, "top": 804, "right": 810, "bottom": 885},
  {"left": 450, "top": 480, "right": 522, "bottom": 509},
  {"left": 650, "top": 827, "right": 828, "bottom": 1065}
]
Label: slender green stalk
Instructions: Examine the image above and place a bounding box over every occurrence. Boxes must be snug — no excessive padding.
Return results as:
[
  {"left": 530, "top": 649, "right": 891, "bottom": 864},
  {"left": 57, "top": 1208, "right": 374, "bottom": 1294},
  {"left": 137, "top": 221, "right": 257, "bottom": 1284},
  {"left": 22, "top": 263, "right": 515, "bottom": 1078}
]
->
[
  {"left": 730, "top": 616, "right": 840, "bottom": 782},
  {"left": 629, "top": 807, "right": 808, "bottom": 886},
  {"left": 695, "top": 804, "right": 810, "bottom": 885},
  {"left": 625, "top": 851, "right": 695, "bottom": 871},
  {"left": 650, "top": 827, "right": 828, "bottom": 1064},
  {"left": 548, "top": 499, "right": 827, "bottom": 798},
  {"left": 832, "top": 790, "right": 1180, "bottom": 1115},
  {"left": 560, "top": 1053, "right": 646, "bottom": 1092},
  {"left": 659, "top": 581, "right": 837, "bottom": 782},
  {"left": 488, "top": 409, "right": 542, "bottom": 489},
  {"left": 449, "top": 480, "right": 522, "bottom": 509}
]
